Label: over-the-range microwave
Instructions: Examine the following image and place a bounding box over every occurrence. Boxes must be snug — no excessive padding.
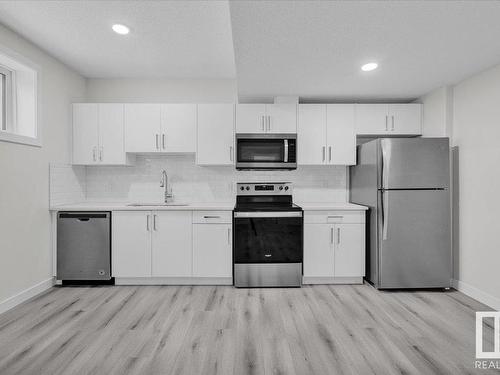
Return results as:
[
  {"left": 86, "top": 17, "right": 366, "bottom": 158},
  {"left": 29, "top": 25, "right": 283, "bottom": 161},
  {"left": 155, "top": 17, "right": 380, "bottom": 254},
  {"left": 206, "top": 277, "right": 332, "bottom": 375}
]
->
[{"left": 235, "top": 133, "right": 297, "bottom": 170}]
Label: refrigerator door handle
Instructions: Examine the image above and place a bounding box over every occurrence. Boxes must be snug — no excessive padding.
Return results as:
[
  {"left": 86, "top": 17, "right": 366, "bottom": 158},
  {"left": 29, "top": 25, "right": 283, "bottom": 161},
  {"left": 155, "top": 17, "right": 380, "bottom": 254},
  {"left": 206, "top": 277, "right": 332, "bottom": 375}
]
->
[{"left": 382, "top": 190, "right": 389, "bottom": 240}]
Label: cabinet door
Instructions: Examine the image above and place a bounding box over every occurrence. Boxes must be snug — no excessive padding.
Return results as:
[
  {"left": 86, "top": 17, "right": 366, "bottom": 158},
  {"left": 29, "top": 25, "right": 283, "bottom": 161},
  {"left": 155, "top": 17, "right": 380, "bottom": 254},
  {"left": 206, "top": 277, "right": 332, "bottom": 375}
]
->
[
  {"left": 112, "top": 211, "right": 152, "bottom": 277},
  {"left": 124, "top": 104, "right": 161, "bottom": 152},
  {"left": 266, "top": 104, "right": 297, "bottom": 133},
  {"left": 161, "top": 104, "right": 196, "bottom": 152},
  {"left": 334, "top": 224, "right": 365, "bottom": 277},
  {"left": 236, "top": 104, "right": 266, "bottom": 133},
  {"left": 303, "top": 224, "right": 334, "bottom": 277},
  {"left": 197, "top": 104, "right": 234, "bottom": 165},
  {"left": 355, "top": 104, "right": 389, "bottom": 135},
  {"left": 297, "top": 104, "right": 326, "bottom": 165},
  {"left": 193, "top": 224, "right": 232, "bottom": 278},
  {"left": 73, "top": 103, "right": 99, "bottom": 165},
  {"left": 389, "top": 104, "right": 422, "bottom": 135},
  {"left": 327, "top": 104, "right": 356, "bottom": 165},
  {"left": 99, "top": 104, "right": 125, "bottom": 164},
  {"left": 151, "top": 211, "right": 192, "bottom": 277}
]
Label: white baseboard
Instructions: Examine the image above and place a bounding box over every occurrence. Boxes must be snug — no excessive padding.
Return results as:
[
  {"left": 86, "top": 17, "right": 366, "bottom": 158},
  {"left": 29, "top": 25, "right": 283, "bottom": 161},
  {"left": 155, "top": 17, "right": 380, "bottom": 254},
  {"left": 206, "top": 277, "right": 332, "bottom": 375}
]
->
[
  {"left": 302, "top": 276, "right": 363, "bottom": 285},
  {"left": 115, "top": 277, "right": 233, "bottom": 286},
  {"left": 0, "top": 278, "right": 55, "bottom": 315},
  {"left": 452, "top": 279, "right": 500, "bottom": 311}
]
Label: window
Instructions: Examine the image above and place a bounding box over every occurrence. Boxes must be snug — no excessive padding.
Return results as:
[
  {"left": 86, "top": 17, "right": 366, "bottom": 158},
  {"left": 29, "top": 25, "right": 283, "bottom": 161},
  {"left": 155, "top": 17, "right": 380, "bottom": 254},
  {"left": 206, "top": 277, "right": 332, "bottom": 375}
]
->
[{"left": 0, "top": 47, "right": 39, "bottom": 147}]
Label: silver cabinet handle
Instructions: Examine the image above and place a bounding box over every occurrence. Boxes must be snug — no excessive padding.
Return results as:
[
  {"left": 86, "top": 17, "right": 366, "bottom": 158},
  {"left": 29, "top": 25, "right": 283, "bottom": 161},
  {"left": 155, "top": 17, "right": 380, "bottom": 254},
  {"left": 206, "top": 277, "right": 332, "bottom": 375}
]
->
[
  {"left": 261, "top": 116, "right": 265, "bottom": 131},
  {"left": 162, "top": 134, "right": 166, "bottom": 149},
  {"left": 391, "top": 115, "right": 395, "bottom": 131},
  {"left": 322, "top": 146, "right": 326, "bottom": 162},
  {"left": 146, "top": 215, "right": 150, "bottom": 231},
  {"left": 227, "top": 227, "right": 231, "bottom": 245},
  {"left": 92, "top": 147, "right": 97, "bottom": 162},
  {"left": 204, "top": 215, "right": 221, "bottom": 219},
  {"left": 229, "top": 146, "right": 233, "bottom": 161},
  {"left": 153, "top": 214, "right": 157, "bottom": 231},
  {"left": 267, "top": 115, "right": 271, "bottom": 132},
  {"left": 99, "top": 146, "right": 103, "bottom": 162},
  {"left": 327, "top": 215, "right": 343, "bottom": 219},
  {"left": 155, "top": 134, "right": 159, "bottom": 149},
  {"left": 330, "top": 227, "right": 334, "bottom": 244},
  {"left": 385, "top": 115, "right": 388, "bottom": 131},
  {"left": 328, "top": 146, "right": 332, "bottom": 162},
  {"left": 337, "top": 228, "right": 341, "bottom": 245}
]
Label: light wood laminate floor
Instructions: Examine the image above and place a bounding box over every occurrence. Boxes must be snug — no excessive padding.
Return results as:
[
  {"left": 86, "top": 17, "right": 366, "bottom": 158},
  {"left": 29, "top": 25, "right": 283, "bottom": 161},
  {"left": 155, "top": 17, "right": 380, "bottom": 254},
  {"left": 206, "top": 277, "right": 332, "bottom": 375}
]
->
[{"left": 0, "top": 284, "right": 498, "bottom": 375}]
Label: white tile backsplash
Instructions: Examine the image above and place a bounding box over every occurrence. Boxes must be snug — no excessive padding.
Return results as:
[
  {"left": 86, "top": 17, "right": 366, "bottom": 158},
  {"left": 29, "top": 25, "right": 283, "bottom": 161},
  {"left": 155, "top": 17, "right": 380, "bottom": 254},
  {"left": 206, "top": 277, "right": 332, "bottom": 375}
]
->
[
  {"left": 83, "top": 155, "right": 348, "bottom": 203},
  {"left": 49, "top": 164, "right": 86, "bottom": 206}
]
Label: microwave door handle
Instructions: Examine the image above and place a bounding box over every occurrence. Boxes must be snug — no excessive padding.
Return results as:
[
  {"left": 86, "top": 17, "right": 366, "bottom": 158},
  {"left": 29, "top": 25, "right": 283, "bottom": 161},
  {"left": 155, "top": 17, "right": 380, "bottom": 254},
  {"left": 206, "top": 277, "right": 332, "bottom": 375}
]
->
[{"left": 284, "top": 139, "right": 288, "bottom": 163}]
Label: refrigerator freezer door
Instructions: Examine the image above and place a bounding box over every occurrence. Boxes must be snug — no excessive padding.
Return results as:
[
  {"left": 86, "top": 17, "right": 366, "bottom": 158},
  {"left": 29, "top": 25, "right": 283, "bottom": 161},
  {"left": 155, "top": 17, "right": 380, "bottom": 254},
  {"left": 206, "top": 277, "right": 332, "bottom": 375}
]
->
[
  {"left": 379, "top": 138, "right": 450, "bottom": 189},
  {"left": 378, "top": 189, "right": 451, "bottom": 288}
]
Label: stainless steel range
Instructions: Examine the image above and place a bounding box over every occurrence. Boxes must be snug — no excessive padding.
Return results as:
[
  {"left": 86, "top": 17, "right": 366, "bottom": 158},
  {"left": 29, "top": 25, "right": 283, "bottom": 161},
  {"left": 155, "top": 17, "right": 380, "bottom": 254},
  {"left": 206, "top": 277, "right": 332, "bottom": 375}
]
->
[{"left": 233, "top": 182, "right": 303, "bottom": 287}]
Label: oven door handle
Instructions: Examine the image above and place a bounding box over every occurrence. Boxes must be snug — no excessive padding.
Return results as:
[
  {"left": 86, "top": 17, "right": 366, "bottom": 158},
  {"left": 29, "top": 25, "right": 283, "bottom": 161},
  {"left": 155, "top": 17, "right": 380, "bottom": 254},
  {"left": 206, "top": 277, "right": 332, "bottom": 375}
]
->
[
  {"left": 284, "top": 139, "right": 289, "bottom": 163},
  {"left": 234, "top": 212, "right": 302, "bottom": 218}
]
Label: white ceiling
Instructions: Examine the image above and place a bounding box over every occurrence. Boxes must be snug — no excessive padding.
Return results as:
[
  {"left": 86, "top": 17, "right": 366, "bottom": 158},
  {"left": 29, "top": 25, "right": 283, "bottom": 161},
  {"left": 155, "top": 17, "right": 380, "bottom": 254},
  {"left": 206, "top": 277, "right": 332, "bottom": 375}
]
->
[
  {"left": 0, "top": 0, "right": 236, "bottom": 78},
  {"left": 1, "top": 1, "right": 500, "bottom": 100},
  {"left": 229, "top": 0, "right": 500, "bottom": 101}
]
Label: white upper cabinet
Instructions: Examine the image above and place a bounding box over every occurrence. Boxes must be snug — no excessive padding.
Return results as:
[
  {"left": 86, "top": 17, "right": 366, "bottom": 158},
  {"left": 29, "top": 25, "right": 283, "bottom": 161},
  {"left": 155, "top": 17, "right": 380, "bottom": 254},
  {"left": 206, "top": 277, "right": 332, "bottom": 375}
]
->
[
  {"left": 388, "top": 104, "right": 422, "bottom": 135},
  {"left": 298, "top": 104, "right": 355, "bottom": 165},
  {"left": 73, "top": 103, "right": 132, "bottom": 165},
  {"left": 236, "top": 103, "right": 296, "bottom": 133},
  {"left": 99, "top": 104, "right": 127, "bottom": 164},
  {"left": 355, "top": 103, "right": 422, "bottom": 135},
  {"left": 235, "top": 104, "right": 266, "bottom": 133},
  {"left": 161, "top": 104, "right": 196, "bottom": 152},
  {"left": 266, "top": 104, "right": 297, "bottom": 133},
  {"left": 73, "top": 104, "right": 99, "bottom": 165},
  {"left": 327, "top": 104, "right": 356, "bottom": 165},
  {"left": 124, "top": 104, "right": 162, "bottom": 152},
  {"left": 298, "top": 104, "right": 327, "bottom": 165},
  {"left": 196, "top": 104, "right": 235, "bottom": 165}
]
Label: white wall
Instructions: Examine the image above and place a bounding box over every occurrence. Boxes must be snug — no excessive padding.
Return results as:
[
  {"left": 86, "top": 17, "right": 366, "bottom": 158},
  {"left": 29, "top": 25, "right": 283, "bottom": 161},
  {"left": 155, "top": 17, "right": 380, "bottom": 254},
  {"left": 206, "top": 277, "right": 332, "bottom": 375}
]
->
[
  {"left": 0, "top": 24, "right": 86, "bottom": 308},
  {"left": 86, "top": 78, "right": 237, "bottom": 103},
  {"left": 451, "top": 63, "right": 500, "bottom": 308}
]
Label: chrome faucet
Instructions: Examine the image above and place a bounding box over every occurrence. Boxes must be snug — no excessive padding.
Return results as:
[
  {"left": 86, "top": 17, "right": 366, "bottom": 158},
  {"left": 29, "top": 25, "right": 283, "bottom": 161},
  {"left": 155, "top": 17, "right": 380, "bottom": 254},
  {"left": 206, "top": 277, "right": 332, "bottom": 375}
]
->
[{"left": 160, "top": 170, "right": 173, "bottom": 203}]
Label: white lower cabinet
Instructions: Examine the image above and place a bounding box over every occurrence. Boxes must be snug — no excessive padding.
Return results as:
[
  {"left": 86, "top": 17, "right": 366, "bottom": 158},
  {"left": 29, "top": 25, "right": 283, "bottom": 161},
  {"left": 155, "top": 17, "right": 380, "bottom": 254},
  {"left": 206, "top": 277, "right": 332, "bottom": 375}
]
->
[
  {"left": 112, "top": 211, "right": 152, "bottom": 277},
  {"left": 303, "top": 210, "right": 365, "bottom": 283},
  {"left": 193, "top": 223, "right": 232, "bottom": 278},
  {"left": 112, "top": 210, "right": 232, "bottom": 283},
  {"left": 152, "top": 211, "right": 192, "bottom": 277}
]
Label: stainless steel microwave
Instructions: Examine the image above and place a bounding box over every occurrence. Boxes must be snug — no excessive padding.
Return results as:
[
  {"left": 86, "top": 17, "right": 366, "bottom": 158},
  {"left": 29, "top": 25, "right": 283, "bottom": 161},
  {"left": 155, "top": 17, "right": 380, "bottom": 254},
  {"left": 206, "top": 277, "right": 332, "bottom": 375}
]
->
[{"left": 235, "top": 133, "right": 297, "bottom": 170}]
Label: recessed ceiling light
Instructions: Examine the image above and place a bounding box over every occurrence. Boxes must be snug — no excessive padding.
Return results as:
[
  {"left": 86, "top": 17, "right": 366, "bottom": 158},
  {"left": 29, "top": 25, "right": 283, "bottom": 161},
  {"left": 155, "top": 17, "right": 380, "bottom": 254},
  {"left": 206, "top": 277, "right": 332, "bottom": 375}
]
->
[
  {"left": 112, "top": 24, "right": 130, "bottom": 35},
  {"left": 361, "top": 62, "right": 378, "bottom": 72}
]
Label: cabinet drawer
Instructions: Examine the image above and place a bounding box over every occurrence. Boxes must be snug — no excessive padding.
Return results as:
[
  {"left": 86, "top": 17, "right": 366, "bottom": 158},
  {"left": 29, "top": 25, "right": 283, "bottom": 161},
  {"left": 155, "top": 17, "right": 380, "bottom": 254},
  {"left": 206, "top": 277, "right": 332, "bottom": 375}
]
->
[
  {"left": 193, "top": 211, "right": 232, "bottom": 224},
  {"left": 304, "top": 211, "right": 365, "bottom": 224}
]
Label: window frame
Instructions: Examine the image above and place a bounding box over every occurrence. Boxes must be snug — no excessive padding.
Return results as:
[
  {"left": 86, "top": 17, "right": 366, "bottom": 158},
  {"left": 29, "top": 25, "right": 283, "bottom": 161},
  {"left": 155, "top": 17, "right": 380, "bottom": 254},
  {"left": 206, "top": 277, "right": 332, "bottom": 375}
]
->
[{"left": 0, "top": 44, "right": 40, "bottom": 147}]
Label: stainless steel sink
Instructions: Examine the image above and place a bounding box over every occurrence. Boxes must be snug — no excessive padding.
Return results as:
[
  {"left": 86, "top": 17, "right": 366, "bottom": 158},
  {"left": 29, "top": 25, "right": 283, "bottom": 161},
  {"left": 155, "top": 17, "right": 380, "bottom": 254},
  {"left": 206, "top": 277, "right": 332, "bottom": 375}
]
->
[{"left": 126, "top": 203, "right": 189, "bottom": 207}]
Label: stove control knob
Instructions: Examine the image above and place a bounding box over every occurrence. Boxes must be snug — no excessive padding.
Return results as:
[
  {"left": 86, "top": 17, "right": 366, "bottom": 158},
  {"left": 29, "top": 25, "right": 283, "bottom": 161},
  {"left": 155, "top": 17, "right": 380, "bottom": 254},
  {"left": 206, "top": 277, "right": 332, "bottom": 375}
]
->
[
  {"left": 279, "top": 186, "right": 283, "bottom": 191},
  {"left": 246, "top": 186, "right": 250, "bottom": 191},
  {"left": 284, "top": 186, "right": 289, "bottom": 191},
  {"left": 240, "top": 186, "right": 244, "bottom": 191}
]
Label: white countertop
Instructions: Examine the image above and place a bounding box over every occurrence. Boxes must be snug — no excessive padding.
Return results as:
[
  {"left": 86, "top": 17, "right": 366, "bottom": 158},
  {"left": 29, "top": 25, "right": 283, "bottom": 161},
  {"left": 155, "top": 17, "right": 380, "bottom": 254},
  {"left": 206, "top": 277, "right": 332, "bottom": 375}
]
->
[
  {"left": 50, "top": 201, "right": 367, "bottom": 211},
  {"left": 297, "top": 202, "right": 368, "bottom": 211},
  {"left": 50, "top": 202, "right": 235, "bottom": 211}
]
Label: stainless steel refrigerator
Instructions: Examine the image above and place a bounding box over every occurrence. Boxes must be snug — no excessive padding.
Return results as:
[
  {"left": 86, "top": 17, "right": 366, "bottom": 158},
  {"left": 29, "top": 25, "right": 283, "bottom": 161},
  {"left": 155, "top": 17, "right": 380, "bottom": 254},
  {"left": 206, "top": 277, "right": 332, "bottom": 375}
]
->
[{"left": 350, "top": 138, "right": 451, "bottom": 289}]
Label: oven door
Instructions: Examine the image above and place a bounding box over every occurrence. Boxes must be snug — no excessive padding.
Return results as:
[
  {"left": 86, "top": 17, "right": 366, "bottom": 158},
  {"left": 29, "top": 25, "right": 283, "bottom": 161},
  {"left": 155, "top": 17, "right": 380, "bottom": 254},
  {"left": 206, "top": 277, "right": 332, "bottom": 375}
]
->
[
  {"left": 236, "top": 134, "right": 297, "bottom": 169},
  {"left": 233, "top": 211, "right": 303, "bottom": 263}
]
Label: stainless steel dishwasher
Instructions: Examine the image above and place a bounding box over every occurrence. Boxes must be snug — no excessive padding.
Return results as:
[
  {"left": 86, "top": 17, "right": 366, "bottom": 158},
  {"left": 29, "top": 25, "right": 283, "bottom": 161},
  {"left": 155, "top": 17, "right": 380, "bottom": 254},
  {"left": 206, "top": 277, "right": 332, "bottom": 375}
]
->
[{"left": 57, "top": 212, "right": 111, "bottom": 282}]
